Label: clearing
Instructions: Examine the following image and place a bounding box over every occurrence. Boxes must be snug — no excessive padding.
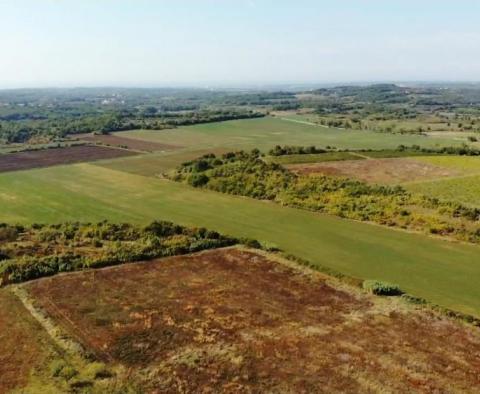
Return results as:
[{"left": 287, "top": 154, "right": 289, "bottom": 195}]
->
[
  {"left": 23, "top": 248, "right": 480, "bottom": 392},
  {"left": 0, "top": 145, "right": 137, "bottom": 173}
]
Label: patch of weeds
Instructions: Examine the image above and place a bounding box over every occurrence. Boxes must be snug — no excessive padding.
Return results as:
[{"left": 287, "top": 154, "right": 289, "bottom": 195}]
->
[
  {"left": 402, "top": 294, "right": 427, "bottom": 305},
  {"left": 59, "top": 365, "right": 78, "bottom": 381},
  {"left": 50, "top": 359, "right": 68, "bottom": 377},
  {"left": 83, "top": 362, "right": 112, "bottom": 380},
  {"left": 363, "top": 280, "right": 404, "bottom": 296}
]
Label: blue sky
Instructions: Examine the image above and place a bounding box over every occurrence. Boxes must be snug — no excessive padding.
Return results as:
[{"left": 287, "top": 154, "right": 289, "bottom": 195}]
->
[{"left": 0, "top": 0, "right": 479, "bottom": 87}]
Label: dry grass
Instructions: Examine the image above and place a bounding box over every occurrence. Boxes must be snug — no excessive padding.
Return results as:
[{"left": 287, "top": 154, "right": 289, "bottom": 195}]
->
[
  {"left": 287, "top": 157, "right": 462, "bottom": 184},
  {"left": 23, "top": 248, "right": 480, "bottom": 393},
  {"left": 0, "top": 290, "right": 56, "bottom": 393}
]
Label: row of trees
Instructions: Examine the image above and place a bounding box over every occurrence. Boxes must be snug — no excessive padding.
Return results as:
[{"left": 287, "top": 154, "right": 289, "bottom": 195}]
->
[{"left": 0, "top": 110, "right": 265, "bottom": 144}]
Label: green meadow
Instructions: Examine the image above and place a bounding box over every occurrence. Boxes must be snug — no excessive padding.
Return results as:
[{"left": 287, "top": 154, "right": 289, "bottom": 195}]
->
[
  {"left": 404, "top": 156, "right": 480, "bottom": 207},
  {"left": 1, "top": 162, "right": 480, "bottom": 317}
]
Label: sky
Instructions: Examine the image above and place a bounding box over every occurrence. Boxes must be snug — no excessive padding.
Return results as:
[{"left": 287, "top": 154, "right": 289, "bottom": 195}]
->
[{"left": 0, "top": 0, "right": 479, "bottom": 88}]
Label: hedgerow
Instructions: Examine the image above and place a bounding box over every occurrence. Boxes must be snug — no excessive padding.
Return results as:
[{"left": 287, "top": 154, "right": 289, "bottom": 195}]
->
[{"left": 0, "top": 220, "right": 239, "bottom": 285}]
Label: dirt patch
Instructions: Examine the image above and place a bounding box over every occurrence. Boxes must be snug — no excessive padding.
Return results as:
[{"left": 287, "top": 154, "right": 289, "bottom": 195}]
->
[
  {"left": 288, "top": 157, "right": 462, "bottom": 184},
  {"left": 0, "top": 290, "right": 55, "bottom": 393},
  {"left": 77, "top": 133, "right": 180, "bottom": 152},
  {"left": 25, "top": 248, "right": 480, "bottom": 392},
  {"left": 0, "top": 145, "right": 138, "bottom": 173}
]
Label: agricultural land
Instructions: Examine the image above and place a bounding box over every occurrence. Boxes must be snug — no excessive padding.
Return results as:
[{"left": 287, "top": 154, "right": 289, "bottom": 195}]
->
[{"left": 2, "top": 85, "right": 480, "bottom": 392}]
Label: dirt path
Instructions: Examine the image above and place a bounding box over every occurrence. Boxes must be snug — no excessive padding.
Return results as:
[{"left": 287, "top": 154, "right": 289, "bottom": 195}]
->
[
  {"left": 348, "top": 151, "right": 372, "bottom": 159},
  {"left": 280, "top": 117, "right": 329, "bottom": 128}
]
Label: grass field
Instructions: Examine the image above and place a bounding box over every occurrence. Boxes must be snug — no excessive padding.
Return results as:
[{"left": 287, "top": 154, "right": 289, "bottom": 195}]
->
[
  {"left": 118, "top": 117, "right": 464, "bottom": 152},
  {"left": 280, "top": 113, "right": 480, "bottom": 139},
  {"left": 407, "top": 175, "right": 480, "bottom": 207},
  {"left": 402, "top": 156, "right": 480, "bottom": 206},
  {"left": 267, "top": 151, "right": 363, "bottom": 165},
  {"left": 95, "top": 147, "right": 231, "bottom": 177},
  {"left": 412, "top": 155, "right": 480, "bottom": 172},
  {"left": 2, "top": 163, "right": 480, "bottom": 317}
]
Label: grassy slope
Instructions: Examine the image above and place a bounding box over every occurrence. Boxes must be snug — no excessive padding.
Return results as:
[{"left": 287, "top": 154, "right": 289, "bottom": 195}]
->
[
  {"left": 118, "top": 117, "right": 462, "bottom": 152},
  {"left": 1, "top": 163, "right": 480, "bottom": 317}
]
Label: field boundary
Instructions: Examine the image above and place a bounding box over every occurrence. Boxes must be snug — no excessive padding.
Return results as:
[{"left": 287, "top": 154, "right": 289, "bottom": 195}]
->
[{"left": 10, "top": 286, "right": 88, "bottom": 358}]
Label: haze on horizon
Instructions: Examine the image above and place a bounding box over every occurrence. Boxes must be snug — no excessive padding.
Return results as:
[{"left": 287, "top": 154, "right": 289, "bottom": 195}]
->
[{"left": 1, "top": 0, "right": 479, "bottom": 89}]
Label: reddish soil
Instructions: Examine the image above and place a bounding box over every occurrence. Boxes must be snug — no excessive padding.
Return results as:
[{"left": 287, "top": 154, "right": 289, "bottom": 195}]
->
[
  {"left": 0, "top": 290, "right": 53, "bottom": 393},
  {"left": 77, "top": 133, "right": 180, "bottom": 152},
  {"left": 0, "top": 145, "right": 138, "bottom": 173},
  {"left": 288, "top": 158, "right": 462, "bottom": 184},
  {"left": 26, "top": 248, "right": 480, "bottom": 393}
]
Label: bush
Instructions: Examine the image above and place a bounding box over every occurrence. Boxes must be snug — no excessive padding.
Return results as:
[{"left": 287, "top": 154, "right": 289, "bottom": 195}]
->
[
  {"left": 188, "top": 173, "right": 209, "bottom": 187},
  {"left": 363, "top": 280, "right": 403, "bottom": 296},
  {"left": 83, "top": 362, "right": 111, "bottom": 379},
  {"left": 59, "top": 366, "right": 78, "bottom": 380}
]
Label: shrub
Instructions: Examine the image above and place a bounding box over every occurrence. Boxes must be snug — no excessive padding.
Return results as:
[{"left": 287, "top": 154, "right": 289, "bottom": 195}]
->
[
  {"left": 363, "top": 280, "right": 403, "bottom": 296},
  {"left": 59, "top": 366, "right": 78, "bottom": 380},
  {"left": 83, "top": 362, "right": 111, "bottom": 380},
  {"left": 0, "top": 226, "right": 18, "bottom": 242},
  {"left": 188, "top": 173, "right": 209, "bottom": 187}
]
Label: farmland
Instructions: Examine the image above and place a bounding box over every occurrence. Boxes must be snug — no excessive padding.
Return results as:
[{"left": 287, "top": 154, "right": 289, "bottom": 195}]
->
[
  {"left": 0, "top": 145, "right": 137, "bottom": 173},
  {"left": 267, "top": 151, "right": 363, "bottom": 165},
  {"left": 407, "top": 175, "right": 480, "bottom": 207},
  {"left": 2, "top": 163, "right": 480, "bottom": 317},
  {"left": 118, "top": 116, "right": 465, "bottom": 152},
  {"left": 2, "top": 85, "right": 480, "bottom": 392},
  {"left": 16, "top": 248, "right": 480, "bottom": 392},
  {"left": 76, "top": 133, "right": 180, "bottom": 153},
  {"left": 400, "top": 156, "right": 480, "bottom": 206},
  {"left": 286, "top": 157, "right": 462, "bottom": 184},
  {"left": 0, "top": 290, "right": 58, "bottom": 393}
]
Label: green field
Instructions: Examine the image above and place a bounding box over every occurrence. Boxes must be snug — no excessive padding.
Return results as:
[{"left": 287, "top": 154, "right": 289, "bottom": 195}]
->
[
  {"left": 267, "top": 151, "right": 363, "bottom": 164},
  {"left": 280, "top": 113, "right": 480, "bottom": 140},
  {"left": 403, "top": 156, "right": 480, "bottom": 206},
  {"left": 413, "top": 155, "right": 480, "bottom": 172},
  {"left": 118, "top": 117, "right": 464, "bottom": 152},
  {"left": 407, "top": 174, "right": 480, "bottom": 207},
  {"left": 1, "top": 163, "right": 480, "bottom": 317},
  {"left": 95, "top": 147, "right": 230, "bottom": 177}
]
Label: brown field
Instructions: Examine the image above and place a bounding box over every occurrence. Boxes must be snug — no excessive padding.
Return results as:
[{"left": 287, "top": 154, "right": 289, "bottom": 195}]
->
[
  {"left": 287, "top": 157, "right": 462, "bottom": 184},
  {"left": 77, "top": 133, "right": 180, "bottom": 152},
  {"left": 25, "top": 248, "right": 480, "bottom": 393},
  {"left": 0, "top": 290, "right": 55, "bottom": 393},
  {"left": 0, "top": 145, "right": 138, "bottom": 173}
]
